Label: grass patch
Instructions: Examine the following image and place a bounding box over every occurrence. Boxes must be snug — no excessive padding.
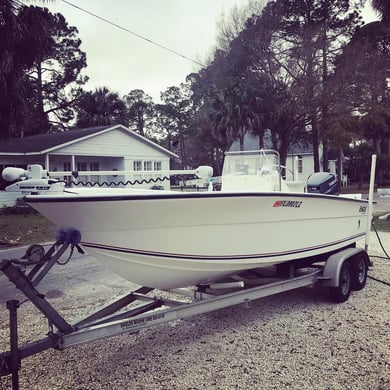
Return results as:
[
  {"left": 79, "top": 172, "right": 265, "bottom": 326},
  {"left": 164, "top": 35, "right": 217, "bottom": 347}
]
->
[{"left": 0, "top": 207, "right": 56, "bottom": 247}]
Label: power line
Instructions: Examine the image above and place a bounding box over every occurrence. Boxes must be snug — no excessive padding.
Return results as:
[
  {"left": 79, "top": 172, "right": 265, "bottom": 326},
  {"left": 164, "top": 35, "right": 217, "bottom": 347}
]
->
[{"left": 61, "top": 0, "right": 205, "bottom": 67}]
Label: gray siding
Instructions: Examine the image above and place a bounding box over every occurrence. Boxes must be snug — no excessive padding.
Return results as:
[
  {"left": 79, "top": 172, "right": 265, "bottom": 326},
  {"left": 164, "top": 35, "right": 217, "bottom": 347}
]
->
[{"left": 53, "top": 129, "right": 165, "bottom": 158}]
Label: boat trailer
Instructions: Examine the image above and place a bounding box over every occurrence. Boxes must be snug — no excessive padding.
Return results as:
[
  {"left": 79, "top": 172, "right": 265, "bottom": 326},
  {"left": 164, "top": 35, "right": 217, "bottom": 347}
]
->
[{"left": 0, "top": 231, "right": 370, "bottom": 390}]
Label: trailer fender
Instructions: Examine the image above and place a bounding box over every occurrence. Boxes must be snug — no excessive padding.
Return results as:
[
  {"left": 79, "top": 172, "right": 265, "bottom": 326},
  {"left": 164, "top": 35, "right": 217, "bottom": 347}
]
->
[{"left": 320, "top": 247, "right": 369, "bottom": 288}]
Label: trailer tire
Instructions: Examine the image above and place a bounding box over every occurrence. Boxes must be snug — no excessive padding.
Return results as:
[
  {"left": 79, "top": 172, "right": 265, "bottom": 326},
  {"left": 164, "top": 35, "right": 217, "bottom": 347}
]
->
[
  {"left": 350, "top": 254, "right": 368, "bottom": 291},
  {"left": 329, "top": 261, "right": 351, "bottom": 303}
]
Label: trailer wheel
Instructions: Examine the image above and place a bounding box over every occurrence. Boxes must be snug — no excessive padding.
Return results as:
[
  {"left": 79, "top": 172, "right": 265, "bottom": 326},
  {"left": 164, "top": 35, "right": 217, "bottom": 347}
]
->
[
  {"left": 329, "top": 261, "right": 351, "bottom": 303},
  {"left": 350, "top": 254, "right": 368, "bottom": 291}
]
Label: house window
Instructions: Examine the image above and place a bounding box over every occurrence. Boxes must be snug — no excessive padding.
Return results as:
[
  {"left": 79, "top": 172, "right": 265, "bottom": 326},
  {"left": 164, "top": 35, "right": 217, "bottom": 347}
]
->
[
  {"left": 76, "top": 162, "right": 88, "bottom": 184},
  {"left": 133, "top": 161, "right": 142, "bottom": 171},
  {"left": 297, "top": 155, "right": 303, "bottom": 174},
  {"left": 90, "top": 162, "right": 99, "bottom": 171},
  {"left": 89, "top": 162, "right": 100, "bottom": 184},
  {"left": 144, "top": 161, "right": 152, "bottom": 171},
  {"left": 154, "top": 161, "right": 162, "bottom": 171},
  {"left": 77, "top": 162, "right": 87, "bottom": 172}
]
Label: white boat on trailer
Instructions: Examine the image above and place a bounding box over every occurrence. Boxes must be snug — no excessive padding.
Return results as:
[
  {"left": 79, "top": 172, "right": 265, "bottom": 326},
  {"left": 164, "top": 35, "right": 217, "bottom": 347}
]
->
[
  {"left": 3, "top": 149, "right": 371, "bottom": 289},
  {"left": 0, "top": 151, "right": 377, "bottom": 389}
]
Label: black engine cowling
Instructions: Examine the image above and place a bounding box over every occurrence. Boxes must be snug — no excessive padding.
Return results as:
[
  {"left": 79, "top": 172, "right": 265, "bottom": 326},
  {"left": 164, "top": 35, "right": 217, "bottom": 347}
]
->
[{"left": 307, "top": 172, "right": 338, "bottom": 194}]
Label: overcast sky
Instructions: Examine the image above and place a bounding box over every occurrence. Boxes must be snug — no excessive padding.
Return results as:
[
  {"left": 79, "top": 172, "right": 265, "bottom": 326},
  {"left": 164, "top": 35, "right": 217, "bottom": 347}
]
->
[{"left": 47, "top": 0, "right": 378, "bottom": 102}]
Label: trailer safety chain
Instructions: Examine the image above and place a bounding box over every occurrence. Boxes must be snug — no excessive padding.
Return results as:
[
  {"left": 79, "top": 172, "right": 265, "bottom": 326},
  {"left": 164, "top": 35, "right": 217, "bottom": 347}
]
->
[
  {"left": 371, "top": 222, "right": 390, "bottom": 259},
  {"left": 56, "top": 245, "right": 75, "bottom": 266},
  {"left": 367, "top": 222, "right": 390, "bottom": 287}
]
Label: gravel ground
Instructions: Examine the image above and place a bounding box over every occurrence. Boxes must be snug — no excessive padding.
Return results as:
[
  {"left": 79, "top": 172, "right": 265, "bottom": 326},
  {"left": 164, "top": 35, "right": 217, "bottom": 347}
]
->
[{"left": 0, "top": 232, "right": 389, "bottom": 390}]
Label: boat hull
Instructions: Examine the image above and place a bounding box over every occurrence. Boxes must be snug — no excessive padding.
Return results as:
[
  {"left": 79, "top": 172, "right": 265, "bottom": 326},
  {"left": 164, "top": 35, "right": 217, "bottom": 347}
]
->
[{"left": 25, "top": 190, "right": 369, "bottom": 289}]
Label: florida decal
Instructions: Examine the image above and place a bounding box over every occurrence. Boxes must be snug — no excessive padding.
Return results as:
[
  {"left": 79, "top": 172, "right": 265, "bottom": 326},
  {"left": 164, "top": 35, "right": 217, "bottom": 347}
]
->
[{"left": 273, "top": 200, "right": 303, "bottom": 208}]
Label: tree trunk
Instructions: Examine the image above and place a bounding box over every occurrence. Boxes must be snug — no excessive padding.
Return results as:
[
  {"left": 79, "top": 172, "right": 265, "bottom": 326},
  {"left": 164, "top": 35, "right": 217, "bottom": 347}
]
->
[
  {"left": 271, "top": 130, "right": 278, "bottom": 150},
  {"left": 179, "top": 130, "right": 187, "bottom": 169},
  {"left": 239, "top": 126, "right": 245, "bottom": 151},
  {"left": 279, "top": 144, "right": 288, "bottom": 179},
  {"left": 34, "top": 61, "right": 50, "bottom": 134},
  {"left": 258, "top": 127, "right": 264, "bottom": 149},
  {"left": 321, "top": 23, "right": 329, "bottom": 173},
  {"left": 311, "top": 114, "right": 320, "bottom": 172},
  {"left": 322, "top": 139, "right": 329, "bottom": 172},
  {"left": 375, "top": 138, "right": 383, "bottom": 186},
  {"left": 337, "top": 147, "right": 343, "bottom": 193}
]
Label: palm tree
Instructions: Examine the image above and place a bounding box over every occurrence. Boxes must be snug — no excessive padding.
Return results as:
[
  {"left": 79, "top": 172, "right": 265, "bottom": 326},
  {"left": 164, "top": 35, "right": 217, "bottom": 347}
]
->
[
  {"left": 124, "top": 89, "right": 154, "bottom": 137},
  {"left": 76, "top": 87, "right": 127, "bottom": 127},
  {"left": 372, "top": 0, "right": 390, "bottom": 25},
  {"left": 211, "top": 82, "right": 258, "bottom": 151}
]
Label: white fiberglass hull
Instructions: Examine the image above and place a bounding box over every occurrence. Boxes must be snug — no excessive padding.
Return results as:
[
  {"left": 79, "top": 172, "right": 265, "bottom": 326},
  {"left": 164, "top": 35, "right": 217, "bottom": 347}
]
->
[{"left": 25, "top": 189, "right": 369, "bottom": 289}]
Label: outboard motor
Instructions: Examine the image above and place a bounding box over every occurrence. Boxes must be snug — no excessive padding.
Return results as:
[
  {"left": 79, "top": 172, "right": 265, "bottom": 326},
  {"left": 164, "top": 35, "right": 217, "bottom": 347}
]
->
[{"left": 307, "top": 172, "right": 338, "bottom": 195}]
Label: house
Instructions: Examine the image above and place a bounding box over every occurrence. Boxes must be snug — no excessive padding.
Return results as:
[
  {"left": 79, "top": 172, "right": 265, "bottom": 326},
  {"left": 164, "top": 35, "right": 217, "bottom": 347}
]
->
[
  {"left": 0, "top": 124, "right": 178, "bottom": 206},
  {"left": 327, "top": 148, "right": 348, "bottom": 186},
  {"left": 285, "top": 141, "right": 321, "bottom": 182}
]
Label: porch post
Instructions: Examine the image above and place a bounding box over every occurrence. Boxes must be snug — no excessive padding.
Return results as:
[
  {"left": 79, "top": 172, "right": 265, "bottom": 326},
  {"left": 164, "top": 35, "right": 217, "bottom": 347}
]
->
[
  {"left": 45, "top": 154, "right": 50, "bottom": 170},
  {"left": 70, "top": 155, "right": 76, "bottom": 188}
]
